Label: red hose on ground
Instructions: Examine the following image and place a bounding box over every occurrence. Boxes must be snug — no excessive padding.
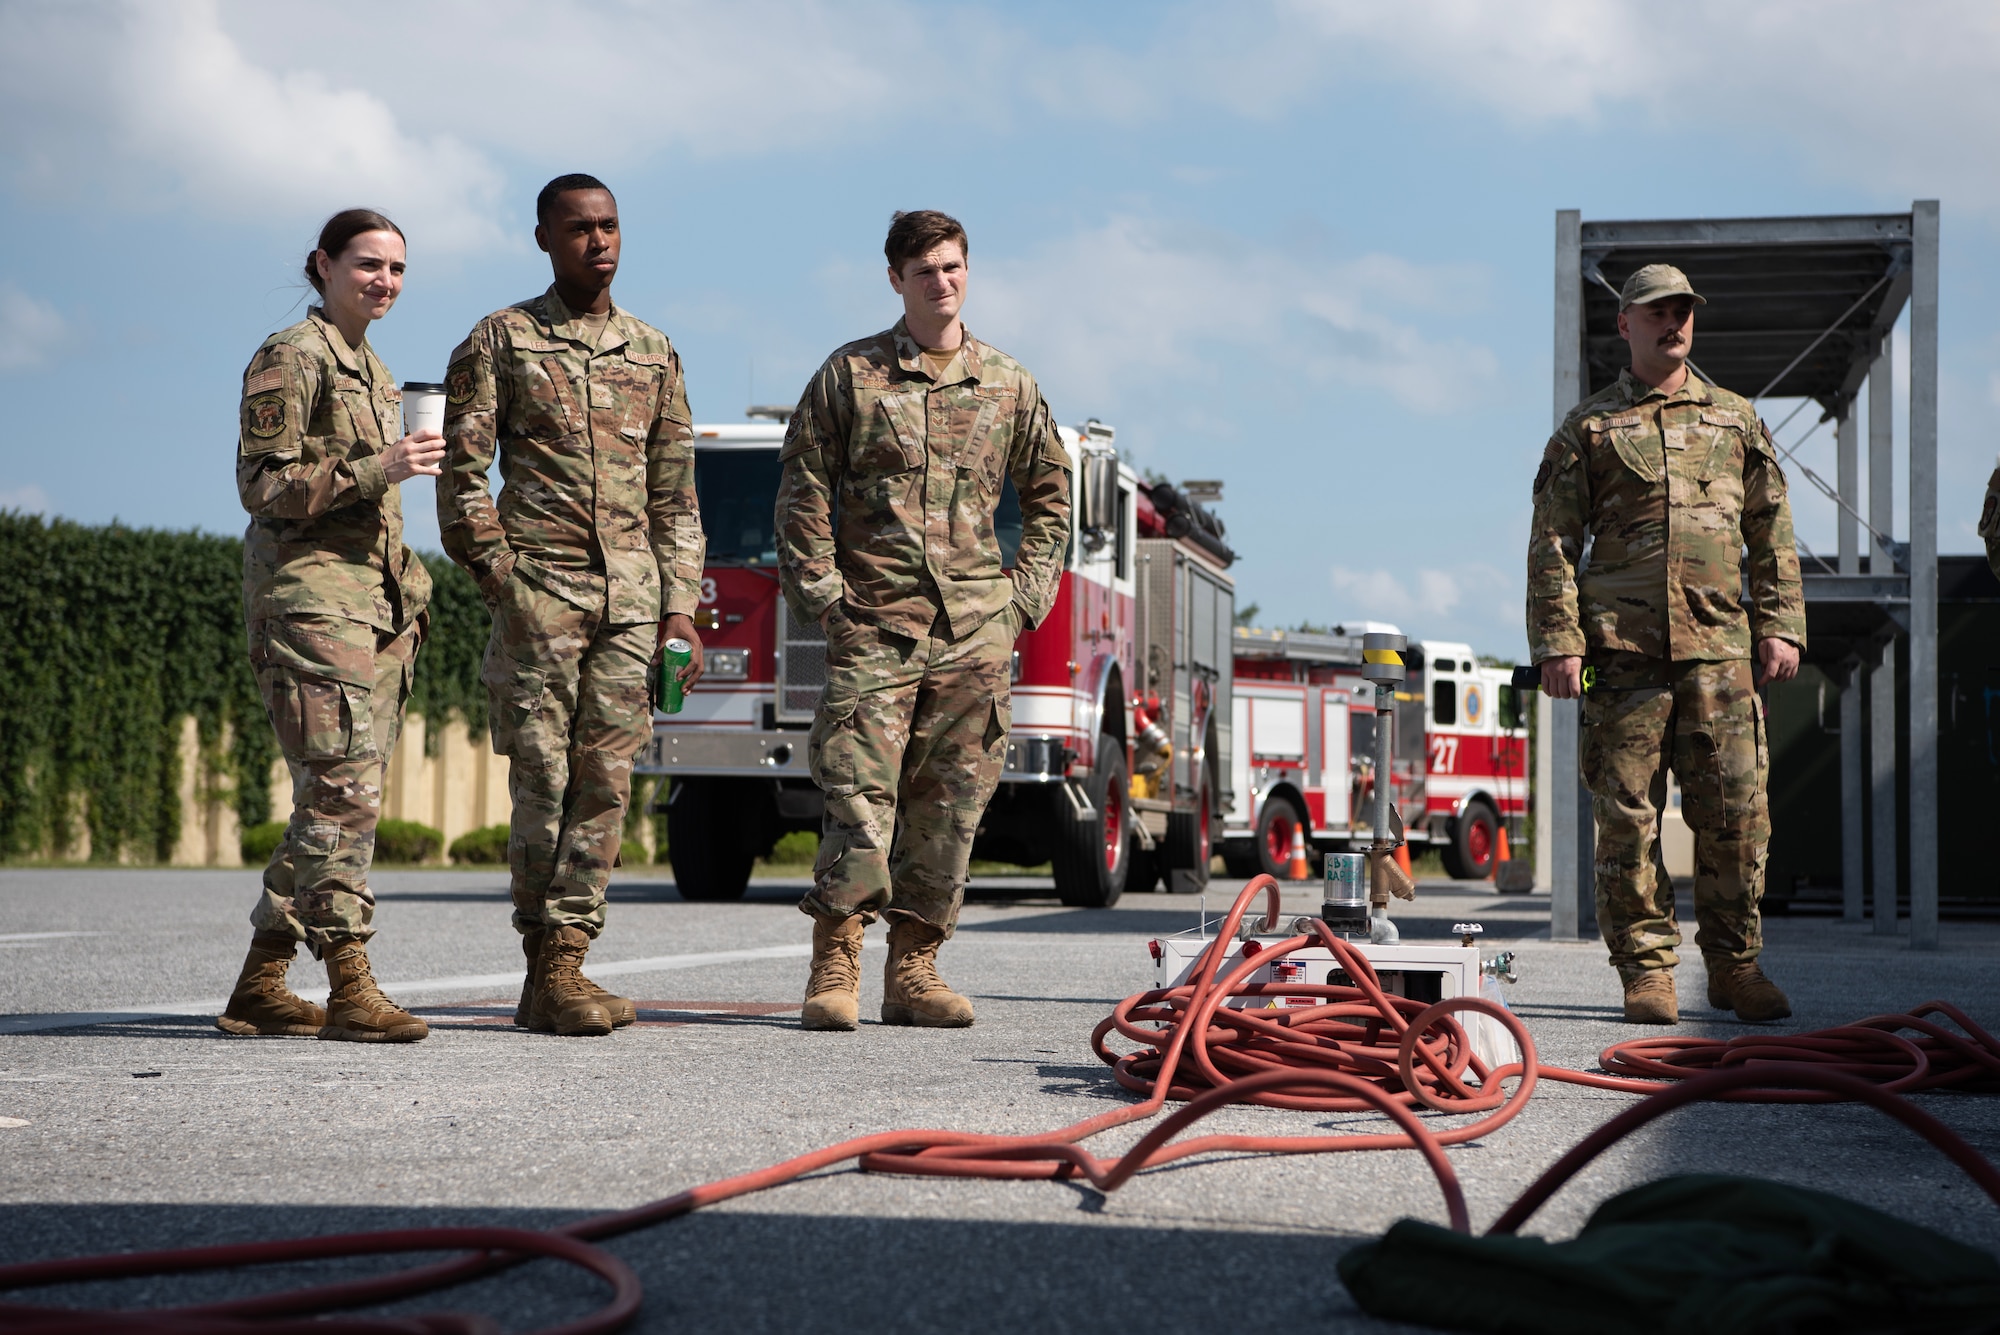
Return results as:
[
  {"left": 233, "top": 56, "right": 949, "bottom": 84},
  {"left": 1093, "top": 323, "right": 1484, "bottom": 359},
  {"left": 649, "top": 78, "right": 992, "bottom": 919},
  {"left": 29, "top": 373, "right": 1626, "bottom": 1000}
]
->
[{"left": 1, "top": 876, "right": 1995, "bottom": 1333}]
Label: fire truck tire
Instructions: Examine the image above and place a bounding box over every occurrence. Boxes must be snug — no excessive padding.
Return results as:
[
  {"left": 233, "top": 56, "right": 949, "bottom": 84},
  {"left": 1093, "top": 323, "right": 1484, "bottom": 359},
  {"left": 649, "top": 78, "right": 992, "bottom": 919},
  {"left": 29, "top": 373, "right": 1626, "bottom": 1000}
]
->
[
  {"left": 1219, "top": 841, "right": 1261, "bottom": 879},
  {"left": 1050, "top": 733, "right": 1129, "bottom": 909},
  {"left": 1251, "top": 797, "right": 1309, "bottom": 882},
  {"left": 1127, "top": 845, "right": 1163, "bottom": 893},
  {"left": 1161, "top": 777, "right": 1212, "bottom": 891},
  {"left": 1441, "top": 800, "right": 1499, "bottom": 881},
  {"left": 665, "top": 777, "right": 756, "bottom": 902}
]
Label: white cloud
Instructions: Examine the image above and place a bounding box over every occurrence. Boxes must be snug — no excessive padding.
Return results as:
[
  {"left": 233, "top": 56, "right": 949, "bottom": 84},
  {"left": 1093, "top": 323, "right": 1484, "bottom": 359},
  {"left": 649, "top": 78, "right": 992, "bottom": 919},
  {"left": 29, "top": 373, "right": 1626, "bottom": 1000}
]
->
[
  {"left": 0, "top": 0, "right": 506, "bottom": 250},
  {"left": 0, "top": 483, "right": 50, "bottom": 514},
  {"left": 1329, "top": 562, "right": 1512, "bottom": 627},
  {"left": 0, "top": 285, "right": 67, "bottom": 370},
  {"left": 974, "top": 217, "right": 1497, "bottom": 414},
  {"left": 9, "top": 0, "right": 2000, "bottom": 261},
  {"left": 1272, "top": 1, "right": 2000, "bottom": 213}
]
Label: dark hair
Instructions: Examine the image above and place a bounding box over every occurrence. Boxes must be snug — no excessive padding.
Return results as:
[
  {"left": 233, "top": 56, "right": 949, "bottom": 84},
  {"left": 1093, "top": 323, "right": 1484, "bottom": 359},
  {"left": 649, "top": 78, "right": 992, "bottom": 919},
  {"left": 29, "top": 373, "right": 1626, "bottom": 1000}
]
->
[
  {"left": 537, "top": 173, "right": 614, "bottom": 224},
  {"left": 304, "top": 208, "right": 404, "bottom": 294},
  {"left": 885, "top": 210, "right": 968, "bottom": 272}
]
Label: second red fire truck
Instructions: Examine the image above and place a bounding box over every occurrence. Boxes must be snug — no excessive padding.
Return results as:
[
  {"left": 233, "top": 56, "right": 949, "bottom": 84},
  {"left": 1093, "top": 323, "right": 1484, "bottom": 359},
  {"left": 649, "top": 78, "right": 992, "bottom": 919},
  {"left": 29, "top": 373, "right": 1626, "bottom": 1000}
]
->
[
  {"left": 1220, "top": 628, "right": 1529, "bottom": 883},
  {"left": 639, "top": 414, "right": 1523, "bottom": 906}
]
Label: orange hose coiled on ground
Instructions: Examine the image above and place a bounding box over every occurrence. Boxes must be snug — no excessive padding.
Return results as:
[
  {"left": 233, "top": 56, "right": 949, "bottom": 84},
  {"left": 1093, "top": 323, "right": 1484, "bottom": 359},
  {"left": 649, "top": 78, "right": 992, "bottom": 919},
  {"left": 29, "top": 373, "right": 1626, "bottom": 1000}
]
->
[{"left": 2, "top": 877, "right": 1996, "bottom": 1334}]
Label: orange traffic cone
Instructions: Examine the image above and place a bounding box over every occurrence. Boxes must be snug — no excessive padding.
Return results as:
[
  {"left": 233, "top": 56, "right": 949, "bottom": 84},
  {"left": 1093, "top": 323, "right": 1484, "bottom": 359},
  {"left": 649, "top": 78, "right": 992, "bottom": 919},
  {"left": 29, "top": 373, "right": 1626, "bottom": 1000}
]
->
[
  {"left": 1394, "top": 843, "right": 1413, "bottom": 879},
  {"left": 1286, "top": 824, "right": 1310, "bottom": 881},
  {"left": 1489, "top": 825, "right": 1511, "bottom": 882}
]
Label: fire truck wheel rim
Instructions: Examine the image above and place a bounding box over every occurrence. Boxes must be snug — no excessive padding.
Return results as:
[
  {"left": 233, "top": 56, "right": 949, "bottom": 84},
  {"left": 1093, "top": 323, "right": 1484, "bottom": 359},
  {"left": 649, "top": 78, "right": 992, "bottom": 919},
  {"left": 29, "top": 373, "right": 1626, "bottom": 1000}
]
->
[
  {"left": 1466, "top": 813, "right": 1493, "bottom": 867},
  {"left": 1103, "top": 783, "right": 1125, "bottom": 872},
  {"left": 1263, "top": 807, "right": 1296, "bottom": 867}
]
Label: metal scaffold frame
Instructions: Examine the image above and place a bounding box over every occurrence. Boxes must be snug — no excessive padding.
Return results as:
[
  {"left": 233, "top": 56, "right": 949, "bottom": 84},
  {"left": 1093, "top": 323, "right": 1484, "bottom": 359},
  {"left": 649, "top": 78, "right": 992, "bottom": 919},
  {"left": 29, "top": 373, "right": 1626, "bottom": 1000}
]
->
[{"left": 1541, "top": 204, "right": 1941, "bottom": 950}]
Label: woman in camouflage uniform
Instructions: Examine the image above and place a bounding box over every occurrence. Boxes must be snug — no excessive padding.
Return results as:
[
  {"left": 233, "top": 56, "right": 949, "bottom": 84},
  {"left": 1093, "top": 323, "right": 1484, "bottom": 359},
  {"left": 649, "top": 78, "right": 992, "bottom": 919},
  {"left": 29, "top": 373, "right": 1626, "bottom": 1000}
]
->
[{"left": 216, "top": 209, "right": 443, "bottom": 1043}]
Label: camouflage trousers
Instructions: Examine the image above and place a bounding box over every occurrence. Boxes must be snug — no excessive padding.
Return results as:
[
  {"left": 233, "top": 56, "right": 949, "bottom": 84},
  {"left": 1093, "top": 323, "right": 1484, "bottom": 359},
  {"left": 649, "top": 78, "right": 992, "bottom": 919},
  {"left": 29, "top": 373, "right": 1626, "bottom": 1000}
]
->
[
  {"left": 1580, "top": 654, "right": 1770, "bottom": 973},
  {"left": 483, "top": 570, "right": 653, "bottom": 939},
  {"left": 801, "top": 602, "right": 1018, "bottom": 935},
  {"left": 249, "top": 614, "right": 420, "bottom": 952}
]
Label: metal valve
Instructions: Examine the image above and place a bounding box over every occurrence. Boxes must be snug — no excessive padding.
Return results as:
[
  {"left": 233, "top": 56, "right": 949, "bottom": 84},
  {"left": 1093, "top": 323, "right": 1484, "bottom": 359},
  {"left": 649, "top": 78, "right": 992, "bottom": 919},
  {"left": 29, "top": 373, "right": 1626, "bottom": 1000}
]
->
[
  {"left": 1453, "top": 922, "right": 1484, "bottom": 948},
  {"left": 1481, "top": 951, "right": 1520, "bottom": 985}
]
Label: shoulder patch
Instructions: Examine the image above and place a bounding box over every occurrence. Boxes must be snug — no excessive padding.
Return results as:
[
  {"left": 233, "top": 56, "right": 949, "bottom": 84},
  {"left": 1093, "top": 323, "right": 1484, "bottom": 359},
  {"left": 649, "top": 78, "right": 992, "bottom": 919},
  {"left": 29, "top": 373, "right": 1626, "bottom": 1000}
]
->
[
  {"left": 1533, "top": 460, "right": 1552, "bottom": 495},
  {"left": 244, "top": 367, "right": 283, "bottom": 396},
  {"left": 445, "top": 357, "right": 476, "bottom": 407},
  {"left": 625, "top": 350, "right": 672, "bottom": 366},
  {"left": 246, "top": 393, "right": 287, "bottom": 439}
]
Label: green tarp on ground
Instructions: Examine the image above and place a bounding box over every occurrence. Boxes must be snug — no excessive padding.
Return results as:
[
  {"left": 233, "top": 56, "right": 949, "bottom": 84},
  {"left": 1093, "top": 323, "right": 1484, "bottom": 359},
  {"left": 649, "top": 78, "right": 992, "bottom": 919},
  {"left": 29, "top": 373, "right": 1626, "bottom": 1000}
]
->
[{"left": 1338, "top": 1174, "right": 2000, "bottom": 1334}]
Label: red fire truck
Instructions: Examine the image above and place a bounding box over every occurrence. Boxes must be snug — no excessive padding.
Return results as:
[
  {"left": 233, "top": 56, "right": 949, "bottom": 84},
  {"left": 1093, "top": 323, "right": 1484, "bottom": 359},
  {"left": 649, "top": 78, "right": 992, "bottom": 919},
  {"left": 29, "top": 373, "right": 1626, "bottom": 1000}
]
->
[
  {"left": 638, "top": 416, "right": 1237, "bottom": 909},
  {"left": 1221, "top": 627, "right": 1528, "bottom": 882}
]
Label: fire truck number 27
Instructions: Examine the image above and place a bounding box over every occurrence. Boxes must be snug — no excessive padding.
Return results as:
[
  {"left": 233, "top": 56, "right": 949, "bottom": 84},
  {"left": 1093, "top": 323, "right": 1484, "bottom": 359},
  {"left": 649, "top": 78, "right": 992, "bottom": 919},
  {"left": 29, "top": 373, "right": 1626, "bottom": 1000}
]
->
[{"left": 1429, "top": 734, "right": 1459, "bottom": 774}]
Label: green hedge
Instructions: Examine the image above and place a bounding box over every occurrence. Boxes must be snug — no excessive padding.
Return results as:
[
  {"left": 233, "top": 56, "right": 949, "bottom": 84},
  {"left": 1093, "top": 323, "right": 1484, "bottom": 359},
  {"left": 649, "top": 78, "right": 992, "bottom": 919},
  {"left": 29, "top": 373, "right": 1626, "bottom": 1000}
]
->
[
  {"left": 241, "top": 820, "right": 286, "bottom": 865},
  {"left": 0, "top": 514, "right": 490, "bottom": 863},
  {"left": 450, "top": 823, "right": 510, "bottom": 865},
  {"left": 376, "top": 819, "right": 444, "bottom": 864}
]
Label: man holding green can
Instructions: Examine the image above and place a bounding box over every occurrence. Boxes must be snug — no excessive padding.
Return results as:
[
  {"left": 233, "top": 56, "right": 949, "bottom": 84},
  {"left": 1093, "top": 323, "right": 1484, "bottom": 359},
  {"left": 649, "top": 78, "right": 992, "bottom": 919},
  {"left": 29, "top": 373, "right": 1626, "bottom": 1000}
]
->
[{"left": 440, "top": 173, "right": 705, "bottom": 1037}]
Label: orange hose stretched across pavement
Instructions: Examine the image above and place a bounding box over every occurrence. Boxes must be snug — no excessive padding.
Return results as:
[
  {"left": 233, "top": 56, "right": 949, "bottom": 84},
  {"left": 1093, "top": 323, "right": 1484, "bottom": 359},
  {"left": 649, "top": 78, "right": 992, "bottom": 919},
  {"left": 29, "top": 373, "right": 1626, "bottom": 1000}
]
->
[{"left": 1, "top": 876, "right": 1996, "bottom": 1333}]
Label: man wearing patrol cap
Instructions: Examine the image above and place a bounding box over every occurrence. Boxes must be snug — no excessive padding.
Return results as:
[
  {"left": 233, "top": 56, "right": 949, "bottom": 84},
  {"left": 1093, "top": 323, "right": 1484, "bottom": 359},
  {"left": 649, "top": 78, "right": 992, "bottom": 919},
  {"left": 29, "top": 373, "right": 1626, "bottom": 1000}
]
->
[{"left": 1527, "top": 262, "right": 1805, "bottom": 1025}]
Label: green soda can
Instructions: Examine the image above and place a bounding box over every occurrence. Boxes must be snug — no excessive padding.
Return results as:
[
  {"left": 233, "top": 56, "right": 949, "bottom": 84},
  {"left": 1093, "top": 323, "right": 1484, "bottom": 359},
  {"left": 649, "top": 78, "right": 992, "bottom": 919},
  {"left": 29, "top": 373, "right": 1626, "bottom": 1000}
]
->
[{"left": 659, "top": 638, "right": 692, "bottom": 714}]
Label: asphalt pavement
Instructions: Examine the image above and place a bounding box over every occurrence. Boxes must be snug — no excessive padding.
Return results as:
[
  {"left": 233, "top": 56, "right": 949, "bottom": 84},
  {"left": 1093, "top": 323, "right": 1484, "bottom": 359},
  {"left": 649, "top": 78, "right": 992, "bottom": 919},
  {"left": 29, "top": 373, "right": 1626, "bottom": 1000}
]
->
[{"left": 1, "top": 866, "right": 1997, "bottom": 1333}]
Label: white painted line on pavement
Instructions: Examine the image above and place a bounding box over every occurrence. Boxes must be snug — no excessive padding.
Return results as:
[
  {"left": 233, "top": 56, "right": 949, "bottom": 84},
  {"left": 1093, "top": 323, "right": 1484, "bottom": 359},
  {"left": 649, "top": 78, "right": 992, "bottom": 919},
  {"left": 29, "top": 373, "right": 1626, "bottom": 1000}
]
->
[
  {"left": 0, "top": 932, "right": 110, "bottom": 942},
  {"left": 0, "top": 940, "right": 878, "bottom": 1035}
]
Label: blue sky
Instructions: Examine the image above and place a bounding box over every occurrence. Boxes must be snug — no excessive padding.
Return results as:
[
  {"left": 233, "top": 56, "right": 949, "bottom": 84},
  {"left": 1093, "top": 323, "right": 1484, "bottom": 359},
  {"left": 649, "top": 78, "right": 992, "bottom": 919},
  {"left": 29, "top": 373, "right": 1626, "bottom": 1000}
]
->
[{"left": 3, "top": 0, "right": 1997, "bottom": 659}]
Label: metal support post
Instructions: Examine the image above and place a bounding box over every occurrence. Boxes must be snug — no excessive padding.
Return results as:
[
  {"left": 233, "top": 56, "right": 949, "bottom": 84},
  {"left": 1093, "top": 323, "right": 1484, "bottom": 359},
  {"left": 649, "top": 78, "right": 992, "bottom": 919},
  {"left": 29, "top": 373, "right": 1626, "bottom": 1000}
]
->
[
  {"left": 1549, "top": 699, "right": 1592, "bottom": 940},
  {"left": 1909, "top": 200, "right": 1940, "bottom": 950},
  {"left": 1549, "top": 209, "right": 1590, "bottom": 940},
  {"left": 1837, "top": 408, "right": 1859, "bottom": 576},
  {"left": 1835, "top": 404, "right": 1863, "bottom": 924},
  {"left": 1869, "top": 331, "right": 1894, "bottom": 574},
  {"left": 1870, "top": 634, "right": 1898, "bottom": 935},
  {"left": 1361, "top": 633, "right": 1410, "bottom": 943},
  {"left": 1839, "top": 659, "right": 1864, "bottom": 923},
  {"left": 1534, "top": 691, "right": 1554, "bottom": 893},
  {"left": 1867, "top": 320, "right": 1899, "bottom": 936}
]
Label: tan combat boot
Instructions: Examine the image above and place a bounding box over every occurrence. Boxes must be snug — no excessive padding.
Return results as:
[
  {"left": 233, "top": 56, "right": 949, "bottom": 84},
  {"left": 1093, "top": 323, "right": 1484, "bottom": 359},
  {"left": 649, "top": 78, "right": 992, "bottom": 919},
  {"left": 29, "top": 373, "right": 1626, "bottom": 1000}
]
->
[
  {"left": 215, "top": 932, "right": 325, "bottom": 1037},
  {"left": 320, "top": 940, "right": 428, "bottom": 1043},
  {"left": 531, "top": 925, "right": 613, "bottom": 1037},
  {"left": 881, "top": 918, "right": 974, "bottom": 1028},
  {"left": 1621, "top": 967, "right": 1678, "bottom": 1025},
  {"left": 516, "top": 929, "right": 636, "bottom": 1029},
  {"left": 515, "top": 927, "right": 543, "bottom": 1029},
  {"left": 1707, "top": 958, "right": 1792, "bottom": 1021},
  {"left": 801, "top": 914, "right": 866, "bottom": 1031}
]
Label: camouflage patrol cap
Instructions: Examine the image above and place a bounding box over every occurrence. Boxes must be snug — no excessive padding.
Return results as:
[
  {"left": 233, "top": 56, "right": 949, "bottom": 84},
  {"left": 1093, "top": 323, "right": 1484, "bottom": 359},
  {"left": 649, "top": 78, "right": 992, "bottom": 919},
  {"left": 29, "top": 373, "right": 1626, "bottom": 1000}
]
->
[{"left": 1619, "top": 263, "right": 1705, "bottom": 310}]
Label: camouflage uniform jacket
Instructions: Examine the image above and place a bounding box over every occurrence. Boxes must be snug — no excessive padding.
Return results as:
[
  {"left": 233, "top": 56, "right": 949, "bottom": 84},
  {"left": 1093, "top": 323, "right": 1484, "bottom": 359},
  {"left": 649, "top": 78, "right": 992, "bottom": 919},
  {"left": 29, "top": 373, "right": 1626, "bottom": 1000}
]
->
[
  {"left": 439, "top": 286, "right": 703, "bottom": 623},
  {"left": 1980, "top": 461, "right": 2000, "bottom": 581},
  {"left": 237, "top": 307, "right": 431, "bottom": 632},
  {"left": 775, "top": 318, "right": 1073, "bottom": 640},
  {"left": 1527, "top": 368, "right": 1805, "bottom": 664}
]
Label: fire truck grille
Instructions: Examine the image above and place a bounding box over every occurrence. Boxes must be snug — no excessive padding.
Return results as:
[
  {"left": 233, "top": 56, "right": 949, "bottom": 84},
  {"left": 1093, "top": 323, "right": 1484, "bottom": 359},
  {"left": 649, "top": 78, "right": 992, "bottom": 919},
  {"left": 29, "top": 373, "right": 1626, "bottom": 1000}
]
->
[{"left": 776, "top": 598, "right": 828, "bottom": 722}]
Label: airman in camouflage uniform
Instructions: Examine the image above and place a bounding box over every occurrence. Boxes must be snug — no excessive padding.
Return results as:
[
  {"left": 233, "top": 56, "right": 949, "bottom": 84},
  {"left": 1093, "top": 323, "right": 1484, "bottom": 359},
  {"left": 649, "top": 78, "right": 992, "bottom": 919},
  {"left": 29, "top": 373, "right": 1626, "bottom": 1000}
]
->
[
  {"left": 777, "top": 210, "right": 1072, "bottom": 1031},
  {"left": 1980, "top": 461, "right": 2000, "bottom": 580},
  {"left": 440, "top": 174, "right": 705, "bottom": 1038},
  {"left": 1528, "top": 263, "right": 1804, "bottom": 1025},
  {"left": 222, "top": 210, "right": 438, "bottom": 1044}
]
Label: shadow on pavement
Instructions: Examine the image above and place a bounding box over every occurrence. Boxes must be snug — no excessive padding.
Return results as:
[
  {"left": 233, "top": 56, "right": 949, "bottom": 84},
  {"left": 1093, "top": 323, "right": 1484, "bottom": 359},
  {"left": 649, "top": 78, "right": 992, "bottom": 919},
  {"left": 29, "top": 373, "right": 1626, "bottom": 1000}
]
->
[
  {"left": 954, "top": 908, "right": 1211, "bottom": 936},
  {"left": 0, "top": 1202, "right": 1379, "bottom": 1334}
]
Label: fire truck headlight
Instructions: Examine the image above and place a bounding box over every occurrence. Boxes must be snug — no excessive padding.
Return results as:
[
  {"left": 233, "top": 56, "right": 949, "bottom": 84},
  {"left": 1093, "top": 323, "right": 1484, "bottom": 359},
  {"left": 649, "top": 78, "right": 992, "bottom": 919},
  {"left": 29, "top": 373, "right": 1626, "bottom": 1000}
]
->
[{"left": 705, "top": 649, "right": 749, "bottom": 681}]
